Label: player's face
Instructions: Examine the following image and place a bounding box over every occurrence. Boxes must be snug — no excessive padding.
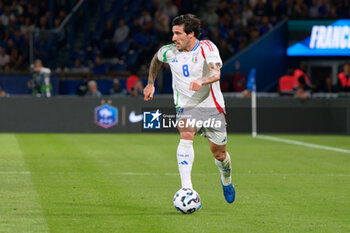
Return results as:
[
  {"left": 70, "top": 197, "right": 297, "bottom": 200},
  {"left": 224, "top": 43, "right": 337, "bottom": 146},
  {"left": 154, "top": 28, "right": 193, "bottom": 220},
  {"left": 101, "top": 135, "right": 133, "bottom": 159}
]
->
[
  {"left": 172, "top": 25, "right": 192, "bottom": 51},
  {"left": 34, "top": 60, "right": 42, "bottom": 69}
]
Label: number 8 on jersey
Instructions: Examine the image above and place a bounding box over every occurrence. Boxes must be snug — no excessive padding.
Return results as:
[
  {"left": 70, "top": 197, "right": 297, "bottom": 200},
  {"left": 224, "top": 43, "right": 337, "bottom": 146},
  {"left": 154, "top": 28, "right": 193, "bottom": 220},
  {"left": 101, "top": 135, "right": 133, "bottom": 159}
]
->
[{"left": 182, "top": 64, "right": 189, "bottom": 77}]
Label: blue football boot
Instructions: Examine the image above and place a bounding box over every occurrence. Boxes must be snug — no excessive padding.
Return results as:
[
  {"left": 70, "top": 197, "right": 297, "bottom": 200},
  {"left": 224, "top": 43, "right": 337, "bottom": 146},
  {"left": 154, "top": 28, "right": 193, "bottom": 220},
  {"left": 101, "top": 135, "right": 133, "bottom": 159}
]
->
[{"left": 221, "top": 180, "right": 235, "bottom": 203}]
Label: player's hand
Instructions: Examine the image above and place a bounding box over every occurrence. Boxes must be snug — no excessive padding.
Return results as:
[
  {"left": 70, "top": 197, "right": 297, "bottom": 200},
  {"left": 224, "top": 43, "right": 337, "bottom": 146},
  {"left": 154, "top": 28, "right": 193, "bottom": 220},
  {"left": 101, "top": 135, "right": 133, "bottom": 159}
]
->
[
  {"left": 189, "top": 79, "right": 202, "bottom": 91},
  {"left": 144, "top": 84, "right": 155, "bottom": 101}
]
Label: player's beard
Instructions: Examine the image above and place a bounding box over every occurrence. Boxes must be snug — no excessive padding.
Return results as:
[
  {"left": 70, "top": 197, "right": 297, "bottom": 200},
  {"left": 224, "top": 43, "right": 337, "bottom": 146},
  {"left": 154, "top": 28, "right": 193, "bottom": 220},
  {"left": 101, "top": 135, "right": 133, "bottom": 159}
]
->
[
  {"left": 175, "top": 42, "right": 182, "bottom": 50},
  {"left": 175, "top": 40, "right": 189, "bottom": 51}
]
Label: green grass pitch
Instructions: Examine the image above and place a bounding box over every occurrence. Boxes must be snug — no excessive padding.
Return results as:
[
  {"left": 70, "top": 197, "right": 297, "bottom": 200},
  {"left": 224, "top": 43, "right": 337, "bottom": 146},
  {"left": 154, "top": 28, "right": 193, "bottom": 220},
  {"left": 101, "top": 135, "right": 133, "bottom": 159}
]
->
[{"left": 0, "top": 133, "right": 349, "bottom": 233}]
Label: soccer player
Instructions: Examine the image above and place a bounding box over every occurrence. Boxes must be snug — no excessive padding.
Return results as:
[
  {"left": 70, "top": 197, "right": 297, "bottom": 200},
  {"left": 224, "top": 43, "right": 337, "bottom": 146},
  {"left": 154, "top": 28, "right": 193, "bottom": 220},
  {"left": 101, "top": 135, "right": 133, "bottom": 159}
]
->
[
  {"left": 28, "top": 59, "right": 52, "bottom": 97},
  {"left": 143, "top": 14, "right": 235, "bottom": 203}
]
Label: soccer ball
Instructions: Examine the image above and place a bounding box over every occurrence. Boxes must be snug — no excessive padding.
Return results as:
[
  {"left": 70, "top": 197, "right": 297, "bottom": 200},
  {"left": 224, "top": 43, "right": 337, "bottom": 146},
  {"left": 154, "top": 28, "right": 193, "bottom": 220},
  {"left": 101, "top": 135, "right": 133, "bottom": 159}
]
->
[{"left": 173, "top": 188, "right": 201, "bottom": 214}]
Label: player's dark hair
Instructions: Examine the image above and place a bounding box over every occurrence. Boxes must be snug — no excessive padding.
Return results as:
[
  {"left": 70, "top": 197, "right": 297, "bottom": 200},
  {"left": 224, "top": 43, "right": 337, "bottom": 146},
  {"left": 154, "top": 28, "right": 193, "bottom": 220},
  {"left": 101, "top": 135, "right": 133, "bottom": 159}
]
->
[{"left": 172, "top": 14, "right": 201, "bottom": 38}]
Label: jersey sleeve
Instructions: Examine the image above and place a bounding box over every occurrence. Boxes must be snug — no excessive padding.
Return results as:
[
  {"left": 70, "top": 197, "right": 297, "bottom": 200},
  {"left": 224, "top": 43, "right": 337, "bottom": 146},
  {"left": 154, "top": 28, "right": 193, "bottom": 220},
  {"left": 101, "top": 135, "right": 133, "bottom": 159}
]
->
[
  {"left": 157, "top": 44, "right": 175, "bottom": 63},
  {"left": 200, "top": 40, "right": 223, "bottom": 68},
  {"left": 40, "top": 67, "right": 51, "bottom": 79}
]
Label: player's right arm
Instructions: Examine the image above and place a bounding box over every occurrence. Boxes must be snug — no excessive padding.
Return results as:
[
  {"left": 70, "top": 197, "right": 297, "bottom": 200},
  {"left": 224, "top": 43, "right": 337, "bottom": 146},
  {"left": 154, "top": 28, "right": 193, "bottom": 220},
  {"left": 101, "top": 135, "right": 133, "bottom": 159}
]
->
[{"left": 144, "top": 53, "right": 162, "bottom": 101}]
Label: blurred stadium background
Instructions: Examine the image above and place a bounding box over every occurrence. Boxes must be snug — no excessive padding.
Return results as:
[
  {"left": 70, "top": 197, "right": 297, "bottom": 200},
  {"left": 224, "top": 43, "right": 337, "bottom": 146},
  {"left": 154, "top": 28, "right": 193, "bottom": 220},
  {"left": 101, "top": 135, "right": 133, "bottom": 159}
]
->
[
  {"left": 0, "top": 0, "right": 350, "bottom": 232},
  {"left": 0, "top": 0, "right": 349, "bottom": 97},
  {"left": 0, "top": 0, "right": 349, "bottom": 133}
]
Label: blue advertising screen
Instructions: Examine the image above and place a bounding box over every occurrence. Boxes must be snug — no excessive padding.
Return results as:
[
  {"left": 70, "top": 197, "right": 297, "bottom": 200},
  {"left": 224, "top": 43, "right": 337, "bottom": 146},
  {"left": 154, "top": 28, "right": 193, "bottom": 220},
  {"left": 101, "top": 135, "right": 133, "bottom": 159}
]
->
[{"left": 287, "top": 19, "right": 350, "bottom": 56}]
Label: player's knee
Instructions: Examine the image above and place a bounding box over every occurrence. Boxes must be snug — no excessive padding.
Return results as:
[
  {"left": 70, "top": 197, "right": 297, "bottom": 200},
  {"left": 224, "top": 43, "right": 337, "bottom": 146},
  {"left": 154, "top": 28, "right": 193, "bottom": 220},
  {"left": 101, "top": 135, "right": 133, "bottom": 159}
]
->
[
  {"left": 180, "top": 131, "right": 195, "bottom": 140},
  {"left": 213, "top": 150, "right": 226, "bottom": 161}
]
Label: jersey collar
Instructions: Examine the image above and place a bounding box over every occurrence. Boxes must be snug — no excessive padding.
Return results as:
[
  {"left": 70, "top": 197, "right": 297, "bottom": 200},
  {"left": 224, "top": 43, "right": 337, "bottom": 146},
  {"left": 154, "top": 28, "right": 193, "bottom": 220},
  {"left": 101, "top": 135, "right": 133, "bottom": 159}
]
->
[{"left": 190, "top": 40, "right": 200, "bottom": 51}]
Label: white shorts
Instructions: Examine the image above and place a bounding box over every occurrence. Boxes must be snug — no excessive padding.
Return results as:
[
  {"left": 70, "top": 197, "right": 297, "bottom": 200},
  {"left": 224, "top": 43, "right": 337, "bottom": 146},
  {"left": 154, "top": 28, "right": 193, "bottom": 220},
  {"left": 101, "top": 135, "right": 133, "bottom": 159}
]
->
[{"left": 176, "top": 107, "right": 227, "bottom": 145}]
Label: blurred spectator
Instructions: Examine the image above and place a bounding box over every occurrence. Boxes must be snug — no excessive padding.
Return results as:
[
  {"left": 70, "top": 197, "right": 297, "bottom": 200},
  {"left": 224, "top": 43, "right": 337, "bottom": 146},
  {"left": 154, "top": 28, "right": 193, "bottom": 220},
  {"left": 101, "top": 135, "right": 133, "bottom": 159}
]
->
[
  {"left": 58, "top": 9, "right": 67, "bottom": 22},
  {"left": 5, "top": 38, "right": 15, "bottom": 55},
  {"left": 76, "top": 75, "right": 89, "bottom": 96},
  {"left": 0, "top": 18, "right": 8, "bottom": 41},
  {"left": 109, "top": 78, "right": 127, "bottom": 96},
  {"left": 163, "top": 0, "right": 178, "bottom": 19},
  {"left": 309, "top": 0, "right": 320, "bottom": 18},
  {"left": 10, "top": 29, "right": 24, "bottom": 50},
  {"left": 320, "top": 76, "right": 337, "bottom": 93},
  {"left": 101, "top": 20, "right": 114, "bottom": 41},
  {"left": 71, "top": 58, "right": 89, "bottom": 73},
  {"left": 0, "top": 46, "right": 10, "bottom": 70},
  {"left": 226, "top": 29, "right": 239, "bottom": 54},
  {"left": 132, "top": 24, "right": 154, "bottom": 66},
  {"left": 337, "top": 62, "right": 350, "bottom": 92},
  {"left": 335, "top": 1, "right": 348, "bottom": 18},
  {"left": 55, "top": 63, "right": 70, "bottom": 72},
  {"left": 202, "top": 7, "right": 219, "bottom": 30},
  {"left": 91, "top": 56, "right": 107, "bottom": 74},
  {"left": 258, "top": 16, "right": 272, "bottom": 35},
  {"left": 241, "top": 5, "right": 254, "bottom": 27},
  {"left": 295, "top": 86, "right": 310, "bottom": 99},
  {"left": 268, "top": 0, "right": 283, "bottom": 18},
  {"left": 126, "top": 73, "right": 143, "bottom": 97},
  {"left": 20, "top": 17, "right": 35, "bottom": 34},
  {"left": 278, "top": 69, "right": 295, "bottom": 96},
  {"left": 0, "top": 1, "right": 3, "bottom": 15},
  {"left": 318, "top": 0, "right": 330, "bottom": 17},
  {"left": 0, "top": 85, "right": 8, "bottom": 97},
  {"left": 216, "top": 1, "right": 228, "bottom": 18},
  {"left": 1, "top": 5, "right": 11, "bottom": 26},
  {"left": 221, "top": 72, "right": 246, "bottom": 92},
  {"left": 31, "top": 6, "right": 40, "bottom": 26},
  {"left": 328, "top": 5, "right": 338, "bottom": 18},
  {"left": 284, "top": 0, "right": 295, "bottom": 17},
  {"left": 28, "top": 59, "right": 52, "bottom": 97},
  {"left": 154, "top": 7, "right": 170, "bottom": 41},
  {"left": 112, "top": 19, "right": 129, "bottom": 44},
  {"left": 139, "top": 9, "right": 152, "bottom": 25},
  {"left": 241, "top": 89, "right": 251, "bottom": 98},
  {"left": 86, "top": 80, "right": 102, "bottom": 97},
  {"left": 249, "top": 29, "right": 260, "bottom": 41},
  {"left": 254, "top": 0, "right": 267, "bottom": 17},
  {"left": 294, "top": 62, "right": 312, "bottom": 98},
  {"left": 294, "top": 62, "right": 312, "bottom": 91},
  {"left": 9, "top": 48, "right": 23, "bottom": 70},
  {"left": 200, "top": 21, "right": 211, "bottom": 39},
  {"left": 293, "top": 0, "right": 308, "bottom": 18},
  {"left": 39, "top": 15, "right": 49, "bottom": 30},
  {"left": 218, "top": 39, "right": 233, "bottom": 62},
  {"left": 219, "top": 12, "right": 232, "bottom": 40},
  {"left": 129, "top": 18, "right": 142, "bottom": 38}
]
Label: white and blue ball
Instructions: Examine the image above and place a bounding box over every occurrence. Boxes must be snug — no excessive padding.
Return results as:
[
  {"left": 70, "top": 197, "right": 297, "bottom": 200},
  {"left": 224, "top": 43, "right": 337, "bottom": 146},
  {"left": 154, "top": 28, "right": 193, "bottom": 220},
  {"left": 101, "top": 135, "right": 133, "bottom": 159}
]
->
[{"left": 173, "top": 188, "right": 201, "bottom": 214}]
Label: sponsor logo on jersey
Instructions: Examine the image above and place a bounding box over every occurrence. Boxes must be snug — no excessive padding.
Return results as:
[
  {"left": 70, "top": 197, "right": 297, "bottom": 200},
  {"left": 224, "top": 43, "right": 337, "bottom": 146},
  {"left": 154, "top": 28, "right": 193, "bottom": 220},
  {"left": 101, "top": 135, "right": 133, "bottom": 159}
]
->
[
  {"left": 94, "top": 104, "right": 118, "bottom": 128},
  {"left": 171, "top": 57, "right": 178, "bottom": 63},
  {"left": 221, "top": 136, "right": 227, "bottom": 143}
]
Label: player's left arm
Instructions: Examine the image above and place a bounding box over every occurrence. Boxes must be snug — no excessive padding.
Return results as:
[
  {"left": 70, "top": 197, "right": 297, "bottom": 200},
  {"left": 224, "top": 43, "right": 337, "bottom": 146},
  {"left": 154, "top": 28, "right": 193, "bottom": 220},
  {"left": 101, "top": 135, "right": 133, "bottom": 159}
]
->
[
  {"left": 189, "top": 62, "right": 221, "bottom": 91},
  {"left": 42, "top": 68, "right": 52, "bottom": 97}
]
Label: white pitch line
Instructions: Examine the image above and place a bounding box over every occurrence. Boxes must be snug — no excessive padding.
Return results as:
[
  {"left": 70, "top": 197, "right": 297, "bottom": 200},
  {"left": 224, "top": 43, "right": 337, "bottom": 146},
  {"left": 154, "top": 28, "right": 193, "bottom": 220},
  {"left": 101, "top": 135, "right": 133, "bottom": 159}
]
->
[
  {"left": 0, "top": 171, "right": 31, "bottom": 174},
  {"left": 1, "top": 171, "right": 350, "bottom": 177},
  {"left": 257, "top": 135, "right": 350, "bottom": 154}
]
